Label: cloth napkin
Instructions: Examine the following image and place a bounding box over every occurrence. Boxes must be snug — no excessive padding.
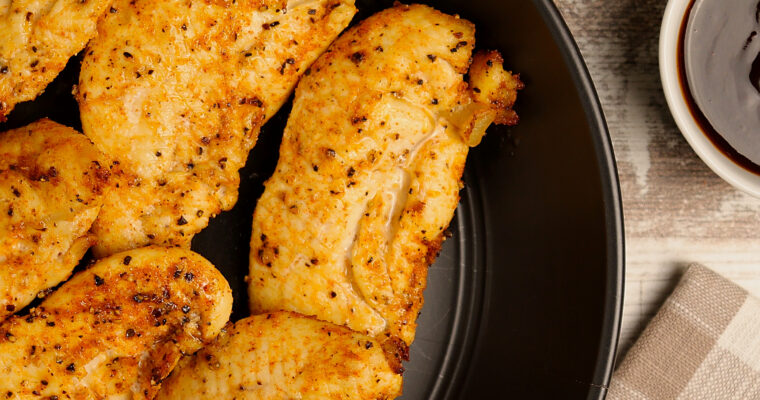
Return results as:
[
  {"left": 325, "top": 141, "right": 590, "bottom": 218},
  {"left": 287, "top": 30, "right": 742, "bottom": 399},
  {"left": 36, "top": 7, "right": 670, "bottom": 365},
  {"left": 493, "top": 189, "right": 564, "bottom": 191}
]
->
[{"left": 608, "top": 264, "right": 760, "bottom": 399}]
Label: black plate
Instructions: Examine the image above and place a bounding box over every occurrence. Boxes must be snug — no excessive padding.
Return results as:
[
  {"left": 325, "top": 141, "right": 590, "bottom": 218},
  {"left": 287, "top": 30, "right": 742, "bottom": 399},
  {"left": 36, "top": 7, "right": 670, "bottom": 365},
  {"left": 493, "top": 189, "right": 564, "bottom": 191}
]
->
[{"left": 0, "top": 0, "right": 623, "bottom": 398}]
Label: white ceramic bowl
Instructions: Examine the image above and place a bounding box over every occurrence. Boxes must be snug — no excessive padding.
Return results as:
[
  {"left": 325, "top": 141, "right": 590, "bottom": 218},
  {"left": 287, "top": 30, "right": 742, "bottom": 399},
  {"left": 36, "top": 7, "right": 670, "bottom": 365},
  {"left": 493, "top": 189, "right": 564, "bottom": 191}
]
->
[{"left": 660, "top": 0, "right": 760, "bottom": 198}]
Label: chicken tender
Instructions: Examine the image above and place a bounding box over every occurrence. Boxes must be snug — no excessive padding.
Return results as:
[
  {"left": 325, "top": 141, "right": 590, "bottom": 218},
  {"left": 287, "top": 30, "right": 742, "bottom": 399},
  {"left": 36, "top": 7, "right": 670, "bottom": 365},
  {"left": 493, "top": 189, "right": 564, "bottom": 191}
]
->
[
  {"left": 0, "top": 246, "right": 233, "bottom": 399},
  {"left": 0, "top": 0, "right": 112, "bottom": 120},
  {"left": 248, "top": 3, "right": 521, "bottom": 352},
  {"left": 156, "top": 312, "right": 402, "bottom": 400},
  {"left": 0, "top": 119, "right": 109, "bottom": 322},
  {"left": 77, "top": 0, "right": 357, "bottom": 257}
]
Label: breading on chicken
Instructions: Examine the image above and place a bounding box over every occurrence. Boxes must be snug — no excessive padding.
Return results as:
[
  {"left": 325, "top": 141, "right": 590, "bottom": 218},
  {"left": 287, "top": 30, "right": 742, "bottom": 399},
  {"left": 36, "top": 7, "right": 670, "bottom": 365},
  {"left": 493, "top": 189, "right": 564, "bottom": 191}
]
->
[
  {"left": 0, "top": 0, "right": 112, "bottom": 120},
  {"left": 248, "top": 2, "right": 521, "bottom": 353},
  {"left": 77, "top": 0, "right": 357, "bottom": 257},
  {"left": 0, "top": 246, "right": 233, "bottom": 399},
  {"left": 156, "top": 312, "right": 402, "bottom": 400},
  {"left": 0, "top": 119, "right": 109, "bottom": 322}
]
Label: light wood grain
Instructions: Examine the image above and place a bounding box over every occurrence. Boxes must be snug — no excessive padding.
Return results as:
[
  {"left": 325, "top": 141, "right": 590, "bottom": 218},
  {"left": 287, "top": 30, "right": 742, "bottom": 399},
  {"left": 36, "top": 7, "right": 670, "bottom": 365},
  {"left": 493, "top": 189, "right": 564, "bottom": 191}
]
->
[{"left": 554, "top": 0, "right": 760, "bottom": 357}]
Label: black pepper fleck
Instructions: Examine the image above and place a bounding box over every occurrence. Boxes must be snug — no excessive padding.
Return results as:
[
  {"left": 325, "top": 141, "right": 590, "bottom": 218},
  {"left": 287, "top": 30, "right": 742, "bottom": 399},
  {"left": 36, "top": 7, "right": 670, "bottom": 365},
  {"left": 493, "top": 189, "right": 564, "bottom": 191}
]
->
[{"left": 350, "top": 51, "right": 365, "bottom": 64}]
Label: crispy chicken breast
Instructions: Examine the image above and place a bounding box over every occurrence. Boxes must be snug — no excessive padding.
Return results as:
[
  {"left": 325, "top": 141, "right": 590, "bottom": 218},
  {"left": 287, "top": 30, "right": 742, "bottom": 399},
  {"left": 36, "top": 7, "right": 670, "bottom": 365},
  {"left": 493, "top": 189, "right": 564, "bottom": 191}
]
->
[
  {"left": 77, "top": 0, "right": 357, "bottom": 257},
  {"left": 248, "top": 2, "right": 521, "bottom": 351},
  {"left": 0, "top": 119, "right": 109, "bottom": 322},
  {"left": 156, "top": 312, "right": 402, "bottom": 400},
  {"left": 0, "top": 0, "right": 112, "bottom": 120},
  {"left": 0, "top": 246, "right": 233, "bottom": 399}
]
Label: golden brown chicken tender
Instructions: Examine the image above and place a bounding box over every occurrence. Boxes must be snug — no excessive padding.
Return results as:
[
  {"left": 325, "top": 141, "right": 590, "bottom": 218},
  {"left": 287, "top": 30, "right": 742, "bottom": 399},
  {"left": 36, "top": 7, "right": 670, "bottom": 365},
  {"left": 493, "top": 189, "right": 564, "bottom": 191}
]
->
[
  {"left": 77, "top": 0, "right": 357, "bottom": 257},
  {"left": 248, "top": 2, "right": 520, "bottom": 354},
  {"left": 0, "top": 0, "right": 112, "bottom": 120},
  {"left": 156, "top": 312, "right": 402, "bottom": 400},
  {"left": 0, "top": 119, "right": 109, "bottom": 322},
  {"left": 0, "top": 246, "right": 233, "bottom": 399}
]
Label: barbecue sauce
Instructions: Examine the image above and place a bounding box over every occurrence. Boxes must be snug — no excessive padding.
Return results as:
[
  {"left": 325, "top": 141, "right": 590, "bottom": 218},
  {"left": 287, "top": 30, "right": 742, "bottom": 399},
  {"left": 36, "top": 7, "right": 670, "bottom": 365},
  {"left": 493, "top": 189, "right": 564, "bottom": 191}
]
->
[{"left": 678, "top": 0, "right": 760, "bottom": 175}]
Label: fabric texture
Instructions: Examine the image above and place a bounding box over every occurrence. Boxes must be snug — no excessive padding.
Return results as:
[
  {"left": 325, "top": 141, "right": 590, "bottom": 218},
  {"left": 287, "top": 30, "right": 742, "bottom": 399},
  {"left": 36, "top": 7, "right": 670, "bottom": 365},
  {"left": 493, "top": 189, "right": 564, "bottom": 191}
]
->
[{"left": 608, "top": 264, "right": 760, "bottom": 399}]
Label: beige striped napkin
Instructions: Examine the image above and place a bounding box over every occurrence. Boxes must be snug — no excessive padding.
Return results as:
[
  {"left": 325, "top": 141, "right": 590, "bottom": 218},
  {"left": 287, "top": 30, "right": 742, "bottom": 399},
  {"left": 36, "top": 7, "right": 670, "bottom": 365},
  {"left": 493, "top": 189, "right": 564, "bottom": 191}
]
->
[{"left": 608, "top": 264, "right": 760, "bottom": 399}]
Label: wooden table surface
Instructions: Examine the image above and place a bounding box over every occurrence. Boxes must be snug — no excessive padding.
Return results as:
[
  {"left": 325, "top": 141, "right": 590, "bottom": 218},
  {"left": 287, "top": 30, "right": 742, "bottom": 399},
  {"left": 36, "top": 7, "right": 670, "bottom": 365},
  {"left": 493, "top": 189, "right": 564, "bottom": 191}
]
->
[{"left": 553, "top": 0, "right": 760, "bottom": 357}]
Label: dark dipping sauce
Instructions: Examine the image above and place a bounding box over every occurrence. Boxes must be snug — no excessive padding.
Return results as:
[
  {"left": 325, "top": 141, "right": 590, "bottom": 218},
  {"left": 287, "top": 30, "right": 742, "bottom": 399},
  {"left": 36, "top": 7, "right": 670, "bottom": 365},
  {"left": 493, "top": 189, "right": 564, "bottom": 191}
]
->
[{"left": 679, "top": 0, "right": 760, "bottom": 174}]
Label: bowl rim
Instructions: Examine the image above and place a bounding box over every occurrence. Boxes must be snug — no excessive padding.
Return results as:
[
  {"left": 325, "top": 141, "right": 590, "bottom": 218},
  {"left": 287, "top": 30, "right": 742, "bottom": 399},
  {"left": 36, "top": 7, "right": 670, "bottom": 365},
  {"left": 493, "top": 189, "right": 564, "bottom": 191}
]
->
[
  {"left": 659, "top": 0, "right": 760, "bottom": 198},
  {"left": 535, "top": 1, "right": 625, "bottom": 397}
]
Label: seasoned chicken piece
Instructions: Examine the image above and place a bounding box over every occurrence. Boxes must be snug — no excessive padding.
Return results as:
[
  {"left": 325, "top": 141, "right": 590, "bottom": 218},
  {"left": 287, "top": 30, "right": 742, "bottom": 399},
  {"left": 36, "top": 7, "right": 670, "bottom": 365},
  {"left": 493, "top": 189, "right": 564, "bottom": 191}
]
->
[
  {"left": 248, "top": 3, "right": 521, "bottom": 351},
  {"left": 77, "top": 0, "right": 357, "bottom": 257},
  {"left": 0, "top": 246, "right": 233, "bottom": 399},
  {"left": 0, "top": 0, "right": 112, "bottom": 120},
  {"left": 156, "top": 312, "right": 402, "bottom": 400},
  {"left": 0, "top": 119, "right": 109, "bottom": 322}
]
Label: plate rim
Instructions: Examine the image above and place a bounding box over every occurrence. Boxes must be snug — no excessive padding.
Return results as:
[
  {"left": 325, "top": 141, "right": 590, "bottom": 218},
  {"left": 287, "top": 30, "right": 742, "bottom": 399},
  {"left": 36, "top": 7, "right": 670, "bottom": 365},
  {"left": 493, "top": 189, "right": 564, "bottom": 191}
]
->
[{"left": 532, "top": 0, "right": 625, "bottom": 397}]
